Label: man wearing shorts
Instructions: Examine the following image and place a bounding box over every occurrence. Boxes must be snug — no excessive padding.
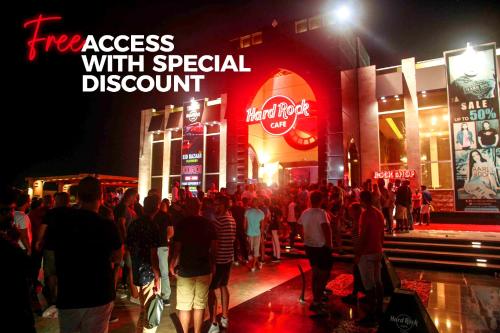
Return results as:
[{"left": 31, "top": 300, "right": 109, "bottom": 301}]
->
[
  {"left": 170, "top": 198, "right": 217, "bottom": 333},
  {"left": 208, "top": 196, "right": 236, "bottom": 333},
  {"left": 298, "top": 191, "right": 333, "bottom": 316},
  {"left": 244, "top": 198, "right": 265, "bottom": 272},
  {"left": 356, "top": 191, "right": 385, "bottom": 327}
]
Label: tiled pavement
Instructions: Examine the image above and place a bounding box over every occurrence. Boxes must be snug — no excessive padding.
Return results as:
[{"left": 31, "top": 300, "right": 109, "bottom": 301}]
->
[{"left": 35, "top": 258, "right": 500, "bottom": 333}]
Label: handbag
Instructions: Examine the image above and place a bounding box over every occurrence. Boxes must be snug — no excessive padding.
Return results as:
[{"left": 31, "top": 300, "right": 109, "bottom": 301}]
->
[{"left": 146, "top": 293, "right": 164, "bottom": 328}]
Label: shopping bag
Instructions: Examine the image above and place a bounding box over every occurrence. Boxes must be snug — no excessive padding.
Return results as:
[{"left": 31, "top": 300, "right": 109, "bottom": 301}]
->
[{"left": 146, "top": 294, "right": 164, "bottom": 328}]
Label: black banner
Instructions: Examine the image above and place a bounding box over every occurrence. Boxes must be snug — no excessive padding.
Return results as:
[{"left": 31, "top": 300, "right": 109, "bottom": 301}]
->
[
  {"left": 444, "top": 43, "right": 500, "bottom": 211},
  {"left": 181, "top": 99, "right": 205, "bottom": 193}
]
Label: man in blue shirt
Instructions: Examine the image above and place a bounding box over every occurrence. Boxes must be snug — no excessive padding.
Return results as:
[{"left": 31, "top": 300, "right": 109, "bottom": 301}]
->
[{"left": 244, "top": 198, "right": 264, "bottom": 272}]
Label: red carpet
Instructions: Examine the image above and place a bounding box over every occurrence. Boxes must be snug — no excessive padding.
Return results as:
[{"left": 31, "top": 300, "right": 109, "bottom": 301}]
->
[
  {"left": 413, "top": 223, "right": 500, "bottom": 232},
  {"left": 326, "top": 274, "right": 432, "bottom": 306}
]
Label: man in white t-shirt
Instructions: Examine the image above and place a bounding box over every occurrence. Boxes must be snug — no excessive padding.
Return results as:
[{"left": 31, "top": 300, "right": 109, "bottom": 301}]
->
[
  {"left": 298, "top": 191, "right": 333, "bottom": 316},
  {"left": 14, "top": 192, "right": 32, "bottom": 255}
]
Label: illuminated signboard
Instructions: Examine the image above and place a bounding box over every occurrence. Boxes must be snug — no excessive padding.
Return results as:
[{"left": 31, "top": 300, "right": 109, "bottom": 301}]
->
[
  {"left": 181, "top": 99, "right": 205, "bottom": 193},
  {"left": 444, "top": 42, "right": 500, "bottom": 212},
  {"left": 245, "top": 95, "right": 310, "bottom": 136},
  {"left": 374, "top": 169, "right": 417, "bottom": 179}
]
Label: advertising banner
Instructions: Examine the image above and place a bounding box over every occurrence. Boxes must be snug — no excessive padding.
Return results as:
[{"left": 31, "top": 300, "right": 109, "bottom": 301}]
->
[
  {"left": 444, "top": 43, "right": 500, "bottom": 211},
  {"left": 181, "top": 99, "right": 205, "bottom": 192}
]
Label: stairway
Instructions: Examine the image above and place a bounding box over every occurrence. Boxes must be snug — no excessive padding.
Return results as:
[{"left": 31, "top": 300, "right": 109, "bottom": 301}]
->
[{"left": 265, "top": 234, "right": 500, "bottom": 275}]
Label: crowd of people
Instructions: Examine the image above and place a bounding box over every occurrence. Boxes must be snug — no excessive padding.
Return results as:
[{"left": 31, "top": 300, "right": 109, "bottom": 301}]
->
[{"left": 0, "top": 176, "right": 433, "bottom": 332}]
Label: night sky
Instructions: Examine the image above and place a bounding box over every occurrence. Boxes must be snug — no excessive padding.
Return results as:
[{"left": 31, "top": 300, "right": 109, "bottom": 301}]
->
[{"left": 5, "top": 0, "right": 500, "bottom": 187}]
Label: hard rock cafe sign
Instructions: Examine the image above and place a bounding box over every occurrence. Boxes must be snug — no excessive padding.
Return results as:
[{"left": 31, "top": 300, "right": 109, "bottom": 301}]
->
[{"left": 245, "top": 95, "right": 310, "bottom": 136}]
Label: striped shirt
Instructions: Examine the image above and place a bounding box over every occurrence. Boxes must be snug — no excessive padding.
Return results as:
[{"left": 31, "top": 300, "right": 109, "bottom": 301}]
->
[{"left": 214, "top": 212, "right": 236, "bottom": 264}]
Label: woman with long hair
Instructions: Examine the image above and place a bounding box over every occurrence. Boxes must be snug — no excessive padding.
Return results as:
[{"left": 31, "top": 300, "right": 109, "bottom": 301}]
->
[{"left": 464, "top": 150, "right": 498, "bottom": 199}]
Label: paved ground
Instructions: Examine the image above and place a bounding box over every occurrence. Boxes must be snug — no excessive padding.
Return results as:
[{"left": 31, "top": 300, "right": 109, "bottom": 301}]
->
[{"left": 35, "top": 258, "right": 500, "bottom": 333}]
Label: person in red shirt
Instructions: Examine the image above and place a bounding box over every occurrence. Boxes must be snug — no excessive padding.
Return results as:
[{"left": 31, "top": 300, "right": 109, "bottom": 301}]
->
[{"left": 356, "top": 191, "right": 385, "bottom": 327}]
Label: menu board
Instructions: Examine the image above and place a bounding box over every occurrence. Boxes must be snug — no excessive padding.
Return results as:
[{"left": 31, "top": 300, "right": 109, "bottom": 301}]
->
[
  {"left": 181, "top": 99, "right": 205, "bottom": 193},
  {"left": 444, "top": 43, "right": 500, "bottom": 211}
]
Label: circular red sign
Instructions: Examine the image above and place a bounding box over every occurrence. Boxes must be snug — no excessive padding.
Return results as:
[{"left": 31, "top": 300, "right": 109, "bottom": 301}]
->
[{"left": 259, "top": 95, "right": 298, "bottom": 136}]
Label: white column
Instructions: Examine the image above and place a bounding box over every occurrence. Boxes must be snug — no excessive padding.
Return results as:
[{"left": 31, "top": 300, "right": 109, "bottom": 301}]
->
[{"left": 138, "top": 108, "right": 155, "bottom": 200}]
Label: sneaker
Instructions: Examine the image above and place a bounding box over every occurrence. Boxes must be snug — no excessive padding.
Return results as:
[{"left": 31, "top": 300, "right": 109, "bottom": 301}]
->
[
  {"left": 251, "top": 267, "right": 256, "bottom": 272},
  {"left": 42, "top": 305, "right": 58, "bottom": 319},
  {"left": 233, "top": 261, "right": 240, "bottom": 266},
  {"left": 271, "top": 257, "right": 281, "bottom": 263},
  {"left": 220, "top": 316, "right": 228, "bottom": 328},
  {"left": 207, "top": 323, "right": 220, "bottom": 333},
  {"left": 109, "top": 316, "right": 119, "bottom": 324},
  {"left": 163, "top": 298, "right": 171, "bottom": 306},
  {"left": 258, "top": 261, "right": 263, "bottom": 269},
  {"left": 129, "top": 296, "right": 141, "bottom": 305}
]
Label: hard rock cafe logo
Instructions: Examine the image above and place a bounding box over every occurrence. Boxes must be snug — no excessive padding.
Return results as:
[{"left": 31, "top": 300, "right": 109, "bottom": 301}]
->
[
  {"left": 186, "top": 100, "right": 201, "bottom": 123},
  {"left": 245, "top": 95, "right": 310, "bottom": 136},
  {"left": 390, "top": 314, "right": 418, "bottom": 332}
]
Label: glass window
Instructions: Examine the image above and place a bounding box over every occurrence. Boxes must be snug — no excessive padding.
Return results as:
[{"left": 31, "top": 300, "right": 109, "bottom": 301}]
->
[
  {"left": 205, "top": 135, "right": 220, "bottom": 173},
  {"left": 171, "top": 129, "right": 182, "bottom": 139},
  {"left": 295, "top": 19, "right": 308, "bottom": 33},
  {"left": 251, "top": 32, "right": 262, "bottom": 45},
  {"left": 379, "top": 112, "right": 407, "bottom": 165},
  {"left": 418, "top": 89, "right": 447, "bottom": 108},
  {"left": 308, "top": 15, "right": 322, "bottom": 30},
  {"left": 150, "top": 177, "right": 162, "bottom": 198},
  {"left": 240, "top": 35, "right": 251, "bottom": 49},
  {"left": 152, "top": 133, "right": 163, "bottom": 141},
  {"left": 419, "top": 107, "right": 452, "bottom": 189},
  {"left": 170, "top": 140, "right": 181, "bottom": 175},
  {"left": 205, "top": 174, "right": 219, "bottom": 191},
  {"left": 151, "top": 142, "right": 164, "bottom": 176},
  {"left": 421, "top": 162, "right": 453, "bottom": 190},
  {"left": 206, "top": 124, "right": 220, "bottom": 134}
]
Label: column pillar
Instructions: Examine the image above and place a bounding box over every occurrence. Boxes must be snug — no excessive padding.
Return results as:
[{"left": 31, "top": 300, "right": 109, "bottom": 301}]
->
[
  {"left": 138, "top": 108, "right": 154, "bottom": 200},
  {"left": 358, "top": 65, "right": 380, "bottom": 183},
  {"left": 162, "top": 105, "right": 174, "bottom": 199},
  {"left": 401, "top": 58, "right": 421, "bottom": 187}
]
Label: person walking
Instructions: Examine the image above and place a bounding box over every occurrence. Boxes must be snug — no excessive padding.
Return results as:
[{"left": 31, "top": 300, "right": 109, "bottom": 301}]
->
[
  {"left": 245, "top": 198, "right": 265, "bottom": 272},
  {"left": 356, "top": 191, "right": 385, "bottom": 327},
  {"left": 298, "top": 191, "right": 333, "bottom": 316},
  {"left": 127, "top": 195, "right": 162, "bottom": 333},
  {"left": 45, "top": 177, "right": 122, "bottom": 333},
  {"left": 170, "top": 198, "right": 217, "bottom": 333},
  {"left": 207, "top": 196, "right": 236, "bottom": 333}
]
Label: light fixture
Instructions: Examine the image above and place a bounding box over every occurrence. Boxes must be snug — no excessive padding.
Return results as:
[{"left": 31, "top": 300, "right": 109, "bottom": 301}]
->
[
  {"left": 334, "top": 5, "right": 351, "bottom": 22},
  {"left": 476, "top": 258, "right": 487, "bottom": 263},
  {"left": 381, "top": 96, "right": 386, "bottom": 100},
  {"left": 386, "top": 117, "right": 404, "bottom": 139}
]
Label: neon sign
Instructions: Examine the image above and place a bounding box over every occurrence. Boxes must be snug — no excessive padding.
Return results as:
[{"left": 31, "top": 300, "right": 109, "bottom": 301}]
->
[
  {"left": 23, "top": 14, "right": 85, "bottom": 61},
  {"left": 374, "top": 169, "right": 416, "bottom": 179},
  {"left": 246, "top": 95, "right": 310, "bottom": 136}
]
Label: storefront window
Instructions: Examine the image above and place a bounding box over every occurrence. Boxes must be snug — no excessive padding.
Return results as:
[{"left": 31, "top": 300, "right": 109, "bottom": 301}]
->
[
  {"left": 151, "top": 142, "right": 164, "bottom": 176},
  {"left": 206, "top": 124, "right": 220, "bottom": 135},
  {"left": 150, "top": 177, "right": 162, "bottom": 198},
  {"left": 205, "top": 135, "right": 220, "bottom": 173},
  {"left": 379, "top": 112, "right": 407, "bottom": 165},
  {"left": 419, "top": 107, "right": 453, "bottom": 189},
  {"left": 170, "top": 140, "right": 181, "bottom": 176},
  {"left": 205, "top": 174, "right": 219, "bottom": 190},
  {"left": 171, "top": 129, "right": 182, "bottom": 139}
]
